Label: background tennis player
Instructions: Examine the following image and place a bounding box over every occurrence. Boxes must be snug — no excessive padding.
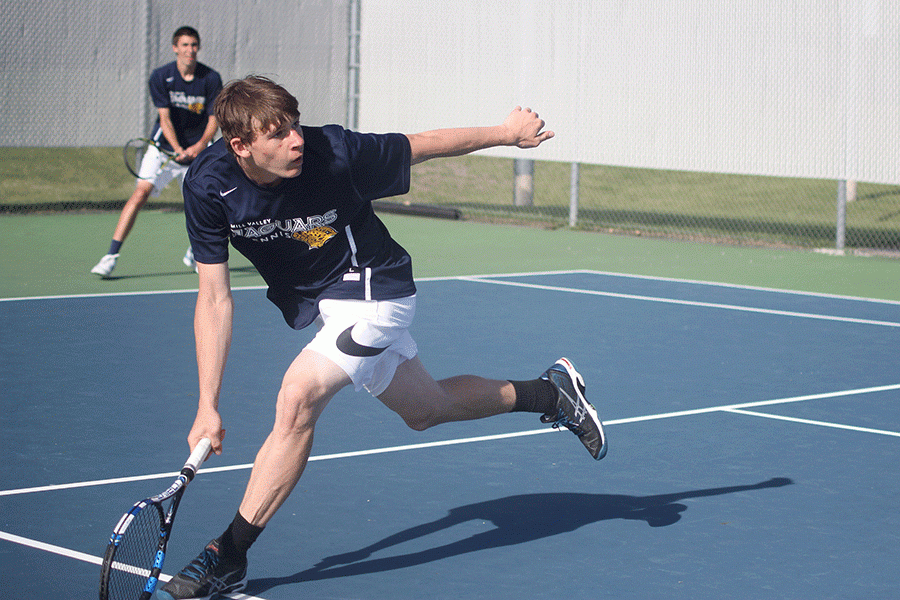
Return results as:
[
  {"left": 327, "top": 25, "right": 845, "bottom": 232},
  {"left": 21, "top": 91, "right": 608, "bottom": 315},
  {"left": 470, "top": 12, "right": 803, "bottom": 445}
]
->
[{"left": 90, "top": 26, "right": 222, "bottom": 278}]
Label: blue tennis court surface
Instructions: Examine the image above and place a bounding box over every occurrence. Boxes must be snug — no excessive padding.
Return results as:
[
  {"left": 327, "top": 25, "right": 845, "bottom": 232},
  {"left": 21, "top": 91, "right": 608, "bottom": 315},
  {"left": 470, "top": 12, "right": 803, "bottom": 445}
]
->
[{"left": 2, "top": 270, "right": 899, "bottom": 599}]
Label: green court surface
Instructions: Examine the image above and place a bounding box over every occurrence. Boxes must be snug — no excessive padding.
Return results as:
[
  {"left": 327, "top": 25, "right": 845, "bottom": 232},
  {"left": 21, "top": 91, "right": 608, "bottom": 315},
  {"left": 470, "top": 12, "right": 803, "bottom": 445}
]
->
[{"left": 1, "top": 209, "right": 899, "bottom": 301}]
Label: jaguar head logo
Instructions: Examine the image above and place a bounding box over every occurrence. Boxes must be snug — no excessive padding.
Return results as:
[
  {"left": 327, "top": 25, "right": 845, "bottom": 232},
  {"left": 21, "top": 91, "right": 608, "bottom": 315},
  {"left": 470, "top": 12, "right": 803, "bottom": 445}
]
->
[{"left": 292, "top": 226, "right": 338, "bottom": 249}]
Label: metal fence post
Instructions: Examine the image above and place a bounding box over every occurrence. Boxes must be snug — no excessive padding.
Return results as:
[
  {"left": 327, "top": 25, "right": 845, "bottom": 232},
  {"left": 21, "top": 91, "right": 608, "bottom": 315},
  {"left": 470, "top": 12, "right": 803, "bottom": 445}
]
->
[
  {"left": 836, "top": 180, "right": 847, "bottom": 250},
  {"left": 140, "top": 0, "right": 152, "bottom": 136},
  {"left": 346, "top": 0, "right": 361, "bottom": 130},
  {"left": 569, "top": 162, "right": 580, "bottom": 228},
  {"left": 514, "top": 158, "right": 534, "bottom": 206}
]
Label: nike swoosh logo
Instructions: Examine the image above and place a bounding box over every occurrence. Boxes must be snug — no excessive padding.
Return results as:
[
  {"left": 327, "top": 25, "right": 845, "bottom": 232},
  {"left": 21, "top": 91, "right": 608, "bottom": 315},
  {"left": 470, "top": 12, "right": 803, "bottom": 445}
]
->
[
  {"left": 219, "top": 187, "right": 238, "bottom": 197},
  {"left": 336, "top": 325, "right": 388, "bottom": 357}
]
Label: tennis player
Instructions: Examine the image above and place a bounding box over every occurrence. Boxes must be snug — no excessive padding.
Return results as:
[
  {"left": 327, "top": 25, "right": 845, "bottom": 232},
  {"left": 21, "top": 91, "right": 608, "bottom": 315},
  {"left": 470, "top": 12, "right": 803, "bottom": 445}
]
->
[
  {"left": 90, "top": 26, "right": 223, "bottom": 278},
  {"left": 158, "top": 75, "right": 607, "bottom": 600}
]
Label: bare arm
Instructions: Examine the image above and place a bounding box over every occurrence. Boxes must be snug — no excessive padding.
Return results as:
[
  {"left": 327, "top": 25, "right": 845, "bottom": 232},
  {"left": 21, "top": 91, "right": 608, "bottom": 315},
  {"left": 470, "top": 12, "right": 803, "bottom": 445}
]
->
[
  {"left": 189, "top": 261, "right": 233, "bottom": 455},
  {"left": 157, "top": 107, "right": 184, "bottom": 157},
  {"left": 406, "top": 107, "right": 554, "bottom": 165},
  {"left": 181, "top": 115, "right": 219, "bottom": 162}
]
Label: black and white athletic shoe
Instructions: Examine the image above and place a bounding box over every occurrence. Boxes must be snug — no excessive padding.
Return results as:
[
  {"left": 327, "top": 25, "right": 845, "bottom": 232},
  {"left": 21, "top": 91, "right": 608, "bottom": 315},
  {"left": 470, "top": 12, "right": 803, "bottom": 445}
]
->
[
  {"left": 540, "top": 357, "right": 608, "bottom": 460},
  {"left": 157, "top": 539, "right": 247, "bottom": 600}
]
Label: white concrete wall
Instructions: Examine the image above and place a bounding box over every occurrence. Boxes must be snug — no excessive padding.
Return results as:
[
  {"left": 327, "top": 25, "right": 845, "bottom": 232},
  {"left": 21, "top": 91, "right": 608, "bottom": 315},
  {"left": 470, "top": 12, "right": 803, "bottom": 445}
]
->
[{"left": 358, "top": 0, "right": 900, "bottom": 184}]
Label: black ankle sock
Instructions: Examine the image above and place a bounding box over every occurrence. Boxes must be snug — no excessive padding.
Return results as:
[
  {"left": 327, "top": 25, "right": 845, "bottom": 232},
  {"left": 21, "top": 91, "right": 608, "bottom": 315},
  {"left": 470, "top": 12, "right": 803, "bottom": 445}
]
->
[
  {"left": 509, "top": 378, "right": 558, "bottom": 414},
  {"left": 108, "top": 240, "right": 123, "bottom": 255},
  {"left": 218, "top": 511, "right": 264, "bottom": 563}
]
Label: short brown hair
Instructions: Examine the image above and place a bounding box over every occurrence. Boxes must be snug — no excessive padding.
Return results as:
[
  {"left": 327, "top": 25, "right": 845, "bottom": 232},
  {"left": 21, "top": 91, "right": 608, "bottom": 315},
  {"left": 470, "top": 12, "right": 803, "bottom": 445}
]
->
[
  {"left": 214, "top": 76, "right": 300, "bottom": 154},
  {"left": 172, "top": 26, "right": 200, "bottom": 46}
]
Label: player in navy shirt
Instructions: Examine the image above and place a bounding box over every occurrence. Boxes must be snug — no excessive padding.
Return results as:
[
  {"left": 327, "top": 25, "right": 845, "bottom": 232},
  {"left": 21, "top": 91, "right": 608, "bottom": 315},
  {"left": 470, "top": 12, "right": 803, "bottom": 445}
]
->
[
  {"left": 160, "top": 76, "right": 608, "bottom": 600},
  {"left": 90, "top": 26, "right": 223, "bottom": 278},
  {"left": 184, "top": 126, "right": 416, "bottom": 329}
]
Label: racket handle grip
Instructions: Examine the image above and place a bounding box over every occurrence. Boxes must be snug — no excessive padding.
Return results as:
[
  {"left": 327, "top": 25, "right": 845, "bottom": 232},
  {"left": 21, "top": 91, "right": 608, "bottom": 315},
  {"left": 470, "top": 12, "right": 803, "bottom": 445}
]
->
[{"left": 182, "top": 438, "right": 213, "bottom": 480}]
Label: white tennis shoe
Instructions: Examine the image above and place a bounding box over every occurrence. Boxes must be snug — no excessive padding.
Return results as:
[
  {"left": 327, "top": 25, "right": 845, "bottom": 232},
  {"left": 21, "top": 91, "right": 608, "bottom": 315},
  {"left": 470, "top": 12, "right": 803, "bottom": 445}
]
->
[
  {"left": 90, "top": 253, "right": 119, "bottom": 277},
  {"left": 183, "top": 247, "right": 198, "bottom": 272}
]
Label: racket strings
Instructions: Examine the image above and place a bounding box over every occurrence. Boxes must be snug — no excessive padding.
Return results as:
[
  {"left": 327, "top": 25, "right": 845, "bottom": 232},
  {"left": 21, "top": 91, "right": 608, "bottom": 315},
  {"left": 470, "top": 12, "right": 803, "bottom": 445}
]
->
[{"left": 106, "top": 502, "right": 167, "bottom": 599}]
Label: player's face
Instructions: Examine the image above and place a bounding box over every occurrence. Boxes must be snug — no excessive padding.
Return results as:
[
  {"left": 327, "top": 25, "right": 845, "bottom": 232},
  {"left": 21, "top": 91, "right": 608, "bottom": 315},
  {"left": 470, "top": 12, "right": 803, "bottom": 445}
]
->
[
  {"left": 238, "top": 117, "right": 305, "bottom": 186},
  {"left": 172, "top": 36, "right": 200, "bottom": 67}
]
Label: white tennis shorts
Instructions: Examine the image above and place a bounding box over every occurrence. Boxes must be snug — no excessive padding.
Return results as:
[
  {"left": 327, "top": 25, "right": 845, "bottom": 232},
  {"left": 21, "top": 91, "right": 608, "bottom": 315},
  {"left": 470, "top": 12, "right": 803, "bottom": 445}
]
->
[
  {"left": 137, "top": 144, "right": 189, "bottom": 197},
  {"left": 306, "top": 296, "right": 418, "bottom": 396}
]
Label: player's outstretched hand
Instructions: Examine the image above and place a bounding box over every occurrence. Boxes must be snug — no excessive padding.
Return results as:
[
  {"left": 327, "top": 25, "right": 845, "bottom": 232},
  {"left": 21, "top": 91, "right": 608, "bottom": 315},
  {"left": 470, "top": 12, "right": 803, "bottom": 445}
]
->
[{"left": 504, "top": 106, "right": 555, "bottom": 148}]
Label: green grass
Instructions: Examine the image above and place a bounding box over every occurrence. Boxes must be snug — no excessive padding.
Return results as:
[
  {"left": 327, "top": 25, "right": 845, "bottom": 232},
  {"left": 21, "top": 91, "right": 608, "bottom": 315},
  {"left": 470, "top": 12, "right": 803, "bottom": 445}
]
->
[
  {"left": 2, "top": 147, "right": 899, "bottom": 250},
  {"left": 0, "top": 147, "right": 182, "bottom": 208},
  {"left": 4, "top": 209, "right": 900, "bottom": 301},
  {"left": 406, "top": 156, "right": 900, "bottom": 249},
  {"left": 1, "top": 147, "right": 899, "bottom": 301}
]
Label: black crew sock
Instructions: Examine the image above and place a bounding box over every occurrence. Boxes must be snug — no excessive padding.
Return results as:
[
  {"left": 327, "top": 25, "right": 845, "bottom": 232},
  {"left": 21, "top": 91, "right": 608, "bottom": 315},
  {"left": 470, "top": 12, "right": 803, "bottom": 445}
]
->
[
  {"left": 108, "top": 240, "right": 123, "bottom": 255},
  {"left": 218, "top": 511, "right": 264, "bottom": 564},
  {"left": 509, "top": 378, "right": 558, "bottom": 415}
]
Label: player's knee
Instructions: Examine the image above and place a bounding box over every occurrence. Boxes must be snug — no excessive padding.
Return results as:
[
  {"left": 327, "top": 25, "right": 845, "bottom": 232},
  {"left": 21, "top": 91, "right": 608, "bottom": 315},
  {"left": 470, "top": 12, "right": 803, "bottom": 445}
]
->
[
  {"left": 125, "top": 196, "right": 149, "bottom": 211},
  {"left": 129, "top": 184, "right": 154, "bottom": 205},
  {"left": 397, "top": 404, "right": 443, "bottom": 431},
  {"left": 402, "top": 414, "right": 434, "bottom": 431},
  {"left": 275, "top": 382, "right": 328, "bottom": 433}
]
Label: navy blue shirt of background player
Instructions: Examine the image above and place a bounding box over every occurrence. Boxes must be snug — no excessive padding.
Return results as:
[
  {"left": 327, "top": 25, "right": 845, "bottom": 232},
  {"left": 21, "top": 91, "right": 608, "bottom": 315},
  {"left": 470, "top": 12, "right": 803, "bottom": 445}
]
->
[
  {"left": 148, "top": 61, "right": 223, "bottom": 152},
  {"left": 183, "top": 125, "right": 417, "bottom": 330}
]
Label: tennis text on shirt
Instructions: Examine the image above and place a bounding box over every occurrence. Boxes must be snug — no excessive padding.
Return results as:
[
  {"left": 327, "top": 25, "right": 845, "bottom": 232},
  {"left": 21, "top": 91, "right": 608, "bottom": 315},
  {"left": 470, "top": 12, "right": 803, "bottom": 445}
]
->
[{"left": 168, "top": 90, "right": 208, "bottom": 114}]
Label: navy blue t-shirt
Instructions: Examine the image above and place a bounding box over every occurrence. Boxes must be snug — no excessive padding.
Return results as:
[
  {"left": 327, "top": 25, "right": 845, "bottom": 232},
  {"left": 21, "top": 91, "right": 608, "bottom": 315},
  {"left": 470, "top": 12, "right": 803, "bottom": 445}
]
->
[
  {"left": 148, "top": 61, "right": 222, "bottom": 151},
  {"left": 183, "top": 125, "right": 417, "bottom": 329}
]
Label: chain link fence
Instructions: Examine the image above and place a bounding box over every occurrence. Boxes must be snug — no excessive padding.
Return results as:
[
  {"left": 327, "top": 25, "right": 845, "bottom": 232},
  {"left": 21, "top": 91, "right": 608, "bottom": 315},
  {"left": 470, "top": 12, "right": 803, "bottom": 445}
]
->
[
  {"left": 378, "top": 157, "right": 900, "bottom": 253},
  {"left": 3, "top": 148, "right": 898, "bottom": 255},
  {"left": 1, "top": 0, "right": 898, "bottom": 255},
  {"left": 361, "top": 1, "right": 900, "bottom": 255},
  {"left": 0, "top": 0, "right": 349, "bottom": 147}
]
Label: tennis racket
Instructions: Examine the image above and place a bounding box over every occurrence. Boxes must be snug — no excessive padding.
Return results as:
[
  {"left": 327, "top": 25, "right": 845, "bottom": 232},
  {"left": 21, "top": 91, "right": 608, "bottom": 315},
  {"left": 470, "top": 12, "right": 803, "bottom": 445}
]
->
[
  {"left": 99, "top": 438, "right": 212, "bottom": 600},
  {"left": 122, "top": 137, "right": 188, "bottom": 179}
]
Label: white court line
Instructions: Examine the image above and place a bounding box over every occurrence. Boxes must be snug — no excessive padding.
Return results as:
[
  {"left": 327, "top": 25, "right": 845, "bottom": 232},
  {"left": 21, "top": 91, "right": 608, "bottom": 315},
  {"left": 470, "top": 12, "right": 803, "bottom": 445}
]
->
[
  {"left": 5, "top": 382, "right": 900, "bottom": 499},
  {"left": 458, "top": 276, "right": 900, "bottom": 328},
  {"left": 723, "top": 408, "right": 900, "bottom": 438},
  {"left": 0, "top": 430, "right": 555, "bottom": 497},
  {"left": 2, "top": 382, "right": 899, "bottom": 590},
  {"left": 0, "top": 271, "right": 584, "bottom": 303},
  {"left": 0, "top": 470, "right": 195, "bottom": 497},
  {"left": 601, "top": 383, "right": 900, "bottom": 426},
  {"left": 0, "top": 271, "right": 589, "bottom": 303},
  {"left": 0, "top": 530, "right": 101, "bottom": 566},
  {"left": 0, "top": 287, "right": 204, "bottom": 302},
  {"left": 578, "top": 269, "right": 900, "bottom": 306},
  {"left": 4, "top": 267, "right": 899, "bottom": 305},
  {"left": 0, "top": 530, "right": 265, "bottom": 600}
]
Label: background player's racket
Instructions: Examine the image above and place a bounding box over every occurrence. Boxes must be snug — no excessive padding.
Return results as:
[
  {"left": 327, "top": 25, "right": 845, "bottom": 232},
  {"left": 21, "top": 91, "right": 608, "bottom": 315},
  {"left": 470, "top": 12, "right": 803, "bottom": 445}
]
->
[
  {"left": 122, "top": 137, "right": 187, "bottom": 179},
  {"left": 99, "top": 438, "right": 212, "bottom": 600}
]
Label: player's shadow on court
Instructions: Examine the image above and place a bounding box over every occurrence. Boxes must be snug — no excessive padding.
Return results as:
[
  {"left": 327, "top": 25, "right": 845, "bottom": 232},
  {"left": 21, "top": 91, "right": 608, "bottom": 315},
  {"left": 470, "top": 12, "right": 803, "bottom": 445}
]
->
[{"left": 248, "top": 477, "right": 791, "bottom": 593}]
